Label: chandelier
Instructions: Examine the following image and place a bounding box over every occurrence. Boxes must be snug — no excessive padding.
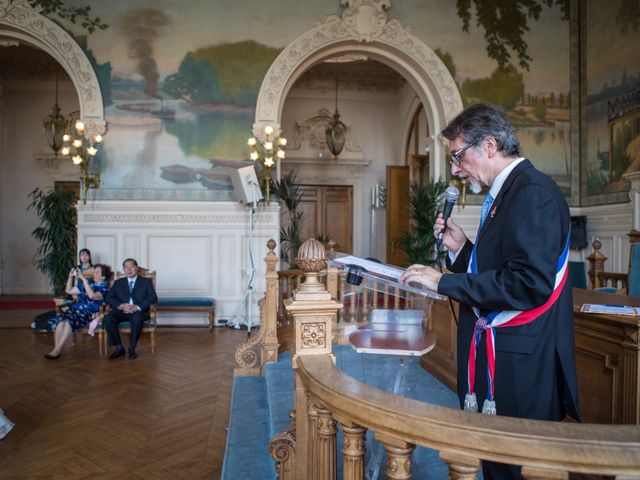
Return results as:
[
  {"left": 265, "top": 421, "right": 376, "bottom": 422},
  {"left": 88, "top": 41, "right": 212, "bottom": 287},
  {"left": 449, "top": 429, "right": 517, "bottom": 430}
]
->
[
  {"left": 42, "top": 74, "right": 67, "bottom": 156},
  {"left": 325, "top": 76, "right": 347, "bottom": 159},
  {"left": 248, "top": 125, "right": 287, "bottom": 204},
  {"left": 60, "top": 118, "right": 103, "bottom": 203}
]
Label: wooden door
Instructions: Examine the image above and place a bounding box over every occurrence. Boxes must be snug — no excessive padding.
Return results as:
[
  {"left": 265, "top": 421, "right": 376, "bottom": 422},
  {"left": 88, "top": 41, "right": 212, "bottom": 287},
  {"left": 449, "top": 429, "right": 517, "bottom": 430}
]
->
[
  {"left": 299, "top": 185, "right": 353, "bottom": 253},
  {"left": 386, "top": 166, "right": 410, "bottom": 267}
]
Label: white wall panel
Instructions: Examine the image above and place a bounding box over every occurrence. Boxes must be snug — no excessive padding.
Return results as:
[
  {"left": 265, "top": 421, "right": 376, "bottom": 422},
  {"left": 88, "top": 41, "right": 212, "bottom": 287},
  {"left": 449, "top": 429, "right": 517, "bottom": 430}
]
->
[
  {"left": 148, "top": 236, "right": 210, "bottom": 295},
  {"left": 83, "top": 235, "right": 116, "bottom": 267},
  {"left": 77, "top": 201, "right": 280, "bottom": 325}
]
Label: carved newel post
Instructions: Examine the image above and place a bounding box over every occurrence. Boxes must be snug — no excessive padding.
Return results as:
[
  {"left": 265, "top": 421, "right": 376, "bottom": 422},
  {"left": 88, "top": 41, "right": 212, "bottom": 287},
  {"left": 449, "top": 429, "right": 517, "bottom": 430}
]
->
[{"left": 286, "top": 239, "right": 343, "bottom": 480}]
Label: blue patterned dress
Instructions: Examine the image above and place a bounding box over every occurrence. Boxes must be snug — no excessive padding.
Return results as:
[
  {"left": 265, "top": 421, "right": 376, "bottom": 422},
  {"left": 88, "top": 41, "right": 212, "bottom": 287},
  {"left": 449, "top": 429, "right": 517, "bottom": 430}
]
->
[{"left": 48, "top": 281, "right": 110, "bottom": 333}]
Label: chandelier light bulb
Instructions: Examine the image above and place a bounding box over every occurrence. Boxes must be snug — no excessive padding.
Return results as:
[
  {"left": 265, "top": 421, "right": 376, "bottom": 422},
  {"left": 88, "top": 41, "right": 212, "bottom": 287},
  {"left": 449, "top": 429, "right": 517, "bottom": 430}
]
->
[
  {"left": 75, "top": 120, "right": 85, "bottom": 132},
  {"left": 264, "top": 125, "right": 273, "bottom": 136},
  {"left": 264, "top": 157, "right": 274, "bottom": 167},
  {"left": 94, "top": 134, "right": 103, "bottom": 143},
  {"left": 61, "top": 146, "right": 70, "bottom": 156},
  {"left": 72, "top": 155, "right": 83, "bottom": 165},
  {"left": 276, "top": 149, "right": 285, "bottom": 159},
  {"left": 250, "top": 151, "right": 259, "bottom": 161},
  {"left": 63, "top": 134, "right": 70, "bottom": 142},
  {"left": 87, "top": 146, "right": 98, "bottom": 156},
  {"left": 72, "top": 139, "right": 83, "bottom": 148},
  {"left": 279, "top": 137, "right": 287, "bottom": 146},
  {"left": 264, "top": 141, "right": 273, "bottom": 150},
  {"left": 247, "top": 137, "right": 257, "bottom": 146}
]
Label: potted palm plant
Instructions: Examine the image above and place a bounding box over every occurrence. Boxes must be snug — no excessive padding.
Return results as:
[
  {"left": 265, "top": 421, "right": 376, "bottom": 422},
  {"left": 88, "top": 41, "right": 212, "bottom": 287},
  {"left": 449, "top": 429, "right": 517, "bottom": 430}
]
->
[
  {"left": 28, "top": 187, "right": 77, "bottom": 296},
  {"left": 271, "top": 171, "right": 304, "bottom": 267},
  {"left": 400, "top": 179, "right": 448, "bottom": 266}
]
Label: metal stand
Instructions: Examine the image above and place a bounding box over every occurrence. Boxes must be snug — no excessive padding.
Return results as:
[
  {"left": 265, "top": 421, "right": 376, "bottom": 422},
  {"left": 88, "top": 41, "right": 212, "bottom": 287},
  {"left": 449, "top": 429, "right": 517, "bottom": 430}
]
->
[{"left": 228, "top": 182, "right": 259, "bottom": 336}]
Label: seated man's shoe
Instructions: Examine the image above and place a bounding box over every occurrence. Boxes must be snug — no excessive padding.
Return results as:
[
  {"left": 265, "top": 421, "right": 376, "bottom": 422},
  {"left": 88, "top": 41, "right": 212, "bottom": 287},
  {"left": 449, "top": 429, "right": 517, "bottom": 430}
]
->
[
  {"left": 43, "top": 353, "right": 60, "bottom": 360},
  {"left": 109, "top": 347, "right": 125, "bottom": 359},
  {"left": 128, "top": 349, "right": 137, "bottom": 359}
]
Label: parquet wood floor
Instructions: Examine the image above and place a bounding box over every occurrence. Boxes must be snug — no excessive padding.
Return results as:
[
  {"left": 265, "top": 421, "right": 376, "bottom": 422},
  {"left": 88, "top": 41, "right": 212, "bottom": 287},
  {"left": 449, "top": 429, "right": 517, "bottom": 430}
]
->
[{"left": 0, "top": 323, "right": 248, "bottom": 479}]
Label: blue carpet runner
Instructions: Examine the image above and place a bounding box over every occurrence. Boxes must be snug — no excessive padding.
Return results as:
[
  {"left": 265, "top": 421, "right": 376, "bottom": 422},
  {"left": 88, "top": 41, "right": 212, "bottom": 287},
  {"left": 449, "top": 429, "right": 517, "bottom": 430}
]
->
[{"left": 222, "top": 346, "right": 463, "bottom": 479}]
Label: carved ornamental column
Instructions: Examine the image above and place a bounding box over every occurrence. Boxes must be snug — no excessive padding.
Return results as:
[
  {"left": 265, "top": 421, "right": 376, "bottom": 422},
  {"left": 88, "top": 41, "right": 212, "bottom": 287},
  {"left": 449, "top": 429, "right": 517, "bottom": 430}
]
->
[
  {"left": 261, "top": 238, "right": 280, "bottom": 367},
  {"left": 338, "top": 418, "right": 366, "bottom": 480},
  {"left": 587, "top": 239, "right": 607, "bottom": 288},
  {"left": 286, "top": 238, "right": 343, "bottom": 480},
  {"left": 440, "top": 451, "right": 481, "bottom": 480},
  {"left": 315, "top": 403, "right": 337, "bottom": 480},
  {"left": 376, "top": 433, "right": 415, "bottom": 480}
]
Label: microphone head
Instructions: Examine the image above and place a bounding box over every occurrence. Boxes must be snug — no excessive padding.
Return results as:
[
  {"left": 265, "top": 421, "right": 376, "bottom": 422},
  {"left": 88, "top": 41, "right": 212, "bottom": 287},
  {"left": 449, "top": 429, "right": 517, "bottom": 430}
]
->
[{"left": 444, "top": 185, "right": 460, "bottom": 202}]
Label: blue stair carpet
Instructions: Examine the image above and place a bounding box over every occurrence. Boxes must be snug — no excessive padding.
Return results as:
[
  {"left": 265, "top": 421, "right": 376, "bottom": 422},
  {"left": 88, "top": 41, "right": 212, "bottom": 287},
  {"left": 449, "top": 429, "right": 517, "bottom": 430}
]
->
[{"left": 223, "top": 346, "right": 464, "bottom": 479}]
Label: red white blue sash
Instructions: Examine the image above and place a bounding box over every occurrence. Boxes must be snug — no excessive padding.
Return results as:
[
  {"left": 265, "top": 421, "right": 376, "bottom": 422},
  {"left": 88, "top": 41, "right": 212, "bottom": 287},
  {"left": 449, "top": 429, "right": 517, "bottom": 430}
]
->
[{"left": 465, "top": 227, "right": 570, "bottom": 414}]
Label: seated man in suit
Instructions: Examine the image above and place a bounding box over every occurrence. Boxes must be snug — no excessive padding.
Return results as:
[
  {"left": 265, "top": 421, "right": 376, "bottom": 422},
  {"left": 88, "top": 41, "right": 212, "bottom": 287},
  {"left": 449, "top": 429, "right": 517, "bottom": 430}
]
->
[{"left": 104, "top": 258, "right": 158, "bottom": 359}]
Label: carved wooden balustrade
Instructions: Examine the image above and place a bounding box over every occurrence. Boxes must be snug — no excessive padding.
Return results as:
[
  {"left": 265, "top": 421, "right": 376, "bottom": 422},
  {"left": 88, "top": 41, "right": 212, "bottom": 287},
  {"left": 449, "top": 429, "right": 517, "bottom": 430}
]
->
[{"left": 269, "top": 239, "right": 640, "bottom": 479}]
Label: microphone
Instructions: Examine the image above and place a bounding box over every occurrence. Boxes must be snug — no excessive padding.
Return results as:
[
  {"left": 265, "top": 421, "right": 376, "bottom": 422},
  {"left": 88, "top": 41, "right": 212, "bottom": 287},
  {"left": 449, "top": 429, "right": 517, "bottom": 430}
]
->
[{"left": 436, "top": 185, "right": 460, "bottom": 246}]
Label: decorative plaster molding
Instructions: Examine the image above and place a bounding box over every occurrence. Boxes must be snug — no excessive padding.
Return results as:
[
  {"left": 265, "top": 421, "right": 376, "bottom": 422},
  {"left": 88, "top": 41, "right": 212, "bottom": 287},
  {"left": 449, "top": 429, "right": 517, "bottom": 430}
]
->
[
  {"left": 289, "top": 108, "right": 362, "bottom": 157},
  {"left": 254, "top": 0, "right": 462, "bottom": 132},
  {"left": 82, "top": 212, "right": 278, "bottom": 225},
  {"left": 0, "top": 0, "right": 106, "bottom": 136}
]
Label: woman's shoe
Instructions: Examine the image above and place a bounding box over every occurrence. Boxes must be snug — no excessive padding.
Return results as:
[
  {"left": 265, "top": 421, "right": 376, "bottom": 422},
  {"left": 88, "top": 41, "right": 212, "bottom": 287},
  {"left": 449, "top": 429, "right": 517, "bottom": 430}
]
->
[{"left": 43, "top": 353, "right": 60, "bottom": 360}]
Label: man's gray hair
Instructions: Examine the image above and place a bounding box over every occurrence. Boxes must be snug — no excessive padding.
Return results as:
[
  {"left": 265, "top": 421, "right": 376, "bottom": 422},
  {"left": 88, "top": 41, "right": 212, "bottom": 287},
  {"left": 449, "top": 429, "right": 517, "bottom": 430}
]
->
[{"left": 441, "top": 103, "right": 520, "bottom": 157}]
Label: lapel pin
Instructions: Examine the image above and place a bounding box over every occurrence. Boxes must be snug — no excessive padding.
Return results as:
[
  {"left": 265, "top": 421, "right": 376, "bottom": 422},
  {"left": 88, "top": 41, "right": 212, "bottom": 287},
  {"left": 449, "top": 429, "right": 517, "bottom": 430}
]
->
[{"left": 490, "top": 207, "right": 497, "bottom": 218}]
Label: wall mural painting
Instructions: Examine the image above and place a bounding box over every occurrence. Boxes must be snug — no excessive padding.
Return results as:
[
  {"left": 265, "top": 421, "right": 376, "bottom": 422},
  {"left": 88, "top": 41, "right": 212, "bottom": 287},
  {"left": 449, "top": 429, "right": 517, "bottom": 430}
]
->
[
  {"left": 393, "top": 0, "right": 573, "bottom": 202},
  {"left": 61, "top": 0, "right": 572, "bottom": 201},
  {"left": 585, "top": 0, "right": 640, "bottom": 205}
]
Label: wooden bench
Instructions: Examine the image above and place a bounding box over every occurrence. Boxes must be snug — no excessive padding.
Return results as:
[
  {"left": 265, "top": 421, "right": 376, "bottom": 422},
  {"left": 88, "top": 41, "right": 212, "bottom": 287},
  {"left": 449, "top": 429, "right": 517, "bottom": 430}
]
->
[{"left": 156, "top": 297, "right": 216, "bottom": 330}]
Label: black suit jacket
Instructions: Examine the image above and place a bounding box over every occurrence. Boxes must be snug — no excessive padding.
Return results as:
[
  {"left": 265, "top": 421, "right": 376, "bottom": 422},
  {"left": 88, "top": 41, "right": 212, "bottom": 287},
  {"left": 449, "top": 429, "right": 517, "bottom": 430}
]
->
[
  {"left": 106, "top": 275, "right": 158, "bottom": 314},
  {"left": 438, "top": 160, "right": 580, "bottom": 421}
]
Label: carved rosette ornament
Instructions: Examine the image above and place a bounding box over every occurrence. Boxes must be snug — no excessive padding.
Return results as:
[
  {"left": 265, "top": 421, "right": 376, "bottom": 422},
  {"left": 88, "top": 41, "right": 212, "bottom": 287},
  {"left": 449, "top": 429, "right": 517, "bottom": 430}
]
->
[
  {"left": 302, "top": 322, "right": 326, "bottom": 349},
  {"left": 234, "top": 296, "right": 266, "bottom": 372},
  {"left": 0, "top": 0, "right": 106, "bottom": 135}
]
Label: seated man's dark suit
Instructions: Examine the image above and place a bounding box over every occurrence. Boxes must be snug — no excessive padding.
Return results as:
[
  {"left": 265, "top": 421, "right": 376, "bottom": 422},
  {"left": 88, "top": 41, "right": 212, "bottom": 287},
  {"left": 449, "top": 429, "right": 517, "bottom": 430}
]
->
[{"left": 104, "top": 275, "right": 158, "bottom": 352}]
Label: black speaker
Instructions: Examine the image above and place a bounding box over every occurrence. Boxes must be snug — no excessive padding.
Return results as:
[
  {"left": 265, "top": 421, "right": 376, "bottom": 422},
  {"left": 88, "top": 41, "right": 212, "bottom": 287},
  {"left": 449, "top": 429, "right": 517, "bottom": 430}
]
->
[{"left": 570, "top": 216, "right": 588, "bottom": 250}]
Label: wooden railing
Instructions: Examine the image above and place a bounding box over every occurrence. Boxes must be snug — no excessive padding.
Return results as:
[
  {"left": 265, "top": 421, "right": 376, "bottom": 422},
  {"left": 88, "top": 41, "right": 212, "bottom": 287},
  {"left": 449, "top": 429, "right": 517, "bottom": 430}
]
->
[
  {"left": 267, "top": 239, "right": 640, "bottom": 479},
  {"left": 296, "top": 354, "right": 640, "bottom": 479}
]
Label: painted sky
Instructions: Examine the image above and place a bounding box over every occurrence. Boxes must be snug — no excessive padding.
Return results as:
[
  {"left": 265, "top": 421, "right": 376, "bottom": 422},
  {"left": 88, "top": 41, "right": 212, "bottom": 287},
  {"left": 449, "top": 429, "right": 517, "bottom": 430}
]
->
[
  {"left": 66, "top": 0, "right": 569, "bottom": 94},
  {"left": 586, "top": 0, "right": 640, "bottom": 94}
]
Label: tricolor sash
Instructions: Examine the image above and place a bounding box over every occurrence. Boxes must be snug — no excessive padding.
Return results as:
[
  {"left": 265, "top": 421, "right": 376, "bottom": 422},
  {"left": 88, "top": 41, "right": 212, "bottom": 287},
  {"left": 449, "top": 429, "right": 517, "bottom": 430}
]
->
[{"left": 465, "top": 227, "right": 570, "bottom": 415}]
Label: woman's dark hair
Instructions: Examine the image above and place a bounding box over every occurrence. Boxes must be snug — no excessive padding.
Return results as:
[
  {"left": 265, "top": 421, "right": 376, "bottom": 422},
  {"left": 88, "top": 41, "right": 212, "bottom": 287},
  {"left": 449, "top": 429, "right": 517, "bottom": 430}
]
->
[
  {"left": 441, "top": 103, "right": 520, "bottom": 157},
  {"left": 78, "top": 248, "right": 93, "bottom": 266},
  {"left": 94, "top": 264, "right": 112, "bottom": 282}
]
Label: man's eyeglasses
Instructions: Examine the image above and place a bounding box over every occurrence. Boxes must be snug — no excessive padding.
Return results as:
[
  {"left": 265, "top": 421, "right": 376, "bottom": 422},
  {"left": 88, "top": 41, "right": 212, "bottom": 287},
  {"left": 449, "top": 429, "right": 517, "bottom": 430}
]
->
[{"left": 449, "top": 140, "right": 479, "bottom": 166}]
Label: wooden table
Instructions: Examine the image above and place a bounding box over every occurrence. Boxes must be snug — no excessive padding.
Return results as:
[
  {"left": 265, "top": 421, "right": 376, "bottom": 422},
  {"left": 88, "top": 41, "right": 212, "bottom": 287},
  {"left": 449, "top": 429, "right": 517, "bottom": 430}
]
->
[
  {"left": 573, "top": 288, "right": 640, "bottom": 424},
  {"left": 349, "top": 309, "right": 437, "bottom": 356}
]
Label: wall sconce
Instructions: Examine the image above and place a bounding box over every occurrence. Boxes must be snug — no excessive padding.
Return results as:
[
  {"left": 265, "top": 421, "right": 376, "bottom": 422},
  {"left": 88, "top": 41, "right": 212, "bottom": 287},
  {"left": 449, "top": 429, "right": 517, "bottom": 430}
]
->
[
  {"left": 248, "top": 125, "right": 287, "bottom": 204},
  {"left": 60, "top": 118, "right": 103, "bottom": 203},
  {"left": 42, "top": 74, "right": 67, "bottom": 156},
  {"left": 325, "top": 76, "right": 346, "bottom": 159}
]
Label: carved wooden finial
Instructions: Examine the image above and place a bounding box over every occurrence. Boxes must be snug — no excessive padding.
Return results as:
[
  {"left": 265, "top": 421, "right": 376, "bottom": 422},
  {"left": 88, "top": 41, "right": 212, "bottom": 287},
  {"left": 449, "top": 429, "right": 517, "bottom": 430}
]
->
[
  {"left": 267, "top": 238, "right": 276, "bottom": 255},
  {"left": 296, "top": 238, "right": 327, "bottom": 273},
  {"left": 327, "top": 239, "right": 337, "bottom": 253},
  {"left": 592, "top": 239, "right": 601, "bottom": 251}
]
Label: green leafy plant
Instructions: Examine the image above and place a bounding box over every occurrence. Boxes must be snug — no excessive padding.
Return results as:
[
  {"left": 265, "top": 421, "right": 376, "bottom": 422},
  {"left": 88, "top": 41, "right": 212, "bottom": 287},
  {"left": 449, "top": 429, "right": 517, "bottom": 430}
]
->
[
  {"left": 400, "top": 180, "right": 448, "bottom": 266},
  {"left": 28, "top": 187, "right": 77, "bottom": 296},
  {"left": 271, "top": 171, "right": 304, "bottom": 266}
]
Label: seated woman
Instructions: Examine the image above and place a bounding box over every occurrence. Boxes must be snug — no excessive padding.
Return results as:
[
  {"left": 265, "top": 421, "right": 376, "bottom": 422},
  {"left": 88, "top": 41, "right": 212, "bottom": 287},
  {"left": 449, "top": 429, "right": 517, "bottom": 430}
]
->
[{"left": 44, "top": 263, "right": 112, "bottom": 360}]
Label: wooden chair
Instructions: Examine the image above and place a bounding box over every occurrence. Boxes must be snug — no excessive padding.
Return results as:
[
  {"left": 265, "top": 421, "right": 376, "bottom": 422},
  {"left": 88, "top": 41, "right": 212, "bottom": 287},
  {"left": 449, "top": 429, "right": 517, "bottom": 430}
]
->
[
  {"left": 587, "top": 230, "right": 640, "bottom": 296},
  {"left": 98, "top": 267, "right": 158, "bottom": 354}
]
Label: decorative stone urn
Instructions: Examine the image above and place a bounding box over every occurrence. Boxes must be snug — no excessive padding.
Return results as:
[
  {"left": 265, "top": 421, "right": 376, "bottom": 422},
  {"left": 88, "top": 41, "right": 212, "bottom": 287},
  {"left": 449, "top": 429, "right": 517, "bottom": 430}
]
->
[{"left": 295, "top": 238, "right": 330, "bottom": 300}]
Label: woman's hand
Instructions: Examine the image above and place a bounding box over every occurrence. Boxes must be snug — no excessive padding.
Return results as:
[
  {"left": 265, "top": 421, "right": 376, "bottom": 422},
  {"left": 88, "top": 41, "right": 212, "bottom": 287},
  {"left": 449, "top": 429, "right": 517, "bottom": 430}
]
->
[{"left": 433, "top": 213, "right": 467, "bottom": 254}]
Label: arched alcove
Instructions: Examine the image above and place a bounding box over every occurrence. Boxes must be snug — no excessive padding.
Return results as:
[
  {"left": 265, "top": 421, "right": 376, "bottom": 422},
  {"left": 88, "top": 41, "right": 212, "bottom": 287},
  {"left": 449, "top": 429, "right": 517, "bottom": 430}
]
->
[
  {"left": 0, "top": 0, "right": 106, "bottom": 137},
  {"left": 254, "top": 0, "right": 463, "bottom": 181}
]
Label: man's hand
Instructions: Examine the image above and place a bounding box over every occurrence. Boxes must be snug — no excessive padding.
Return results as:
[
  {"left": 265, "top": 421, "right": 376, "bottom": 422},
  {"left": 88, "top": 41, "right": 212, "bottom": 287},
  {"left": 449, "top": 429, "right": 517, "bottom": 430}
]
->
[
  {"left": 434, "top": 213, "right": 467, "bottom": 254},
  {"left": 118, "top": 303, "right": 138, "bottom": 314},
  {"left": 399, "top": 264, "right": 442, "bottom": 291}
]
